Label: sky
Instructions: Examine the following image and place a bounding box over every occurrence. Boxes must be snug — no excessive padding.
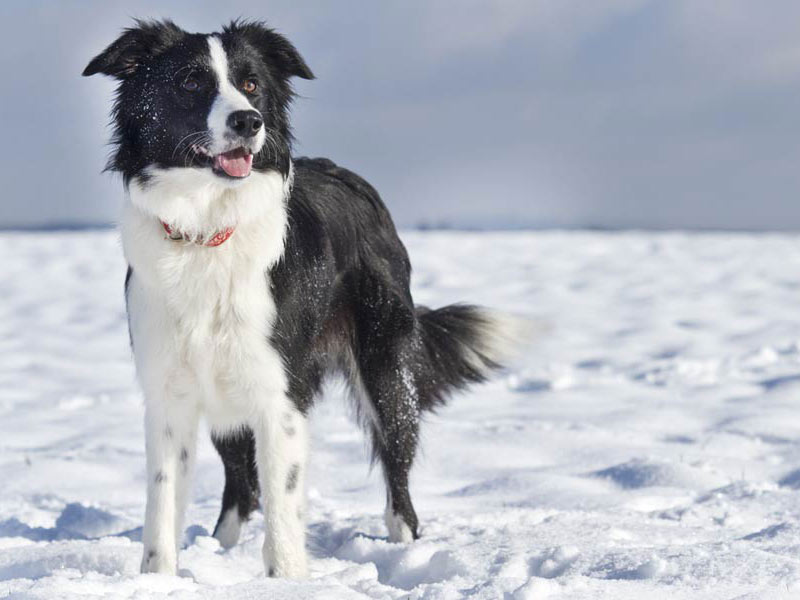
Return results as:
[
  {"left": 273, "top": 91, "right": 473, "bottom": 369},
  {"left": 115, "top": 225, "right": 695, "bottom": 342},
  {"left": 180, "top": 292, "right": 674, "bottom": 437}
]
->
[{"left": 1, "top": 1, "right": 799, "bottom": 230}]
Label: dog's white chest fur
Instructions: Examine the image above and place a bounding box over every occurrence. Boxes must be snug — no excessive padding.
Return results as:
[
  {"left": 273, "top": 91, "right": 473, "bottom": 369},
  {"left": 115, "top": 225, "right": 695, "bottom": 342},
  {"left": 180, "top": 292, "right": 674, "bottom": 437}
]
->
[
  {"left": 122, "top": 167, "right": 290, "bottom": 430},
  {"left": 122, "top": 167, "right": 310, "bottom": 577}
]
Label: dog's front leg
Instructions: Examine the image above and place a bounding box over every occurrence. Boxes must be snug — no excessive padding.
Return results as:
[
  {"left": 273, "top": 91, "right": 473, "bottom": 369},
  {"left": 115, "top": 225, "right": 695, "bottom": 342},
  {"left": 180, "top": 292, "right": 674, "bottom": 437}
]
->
[
  {"left": 140, "top": 398, "right": 199, "bottom": 575},
  {"left": 253, "top": 404, "right": 309, "bottom": 578}
]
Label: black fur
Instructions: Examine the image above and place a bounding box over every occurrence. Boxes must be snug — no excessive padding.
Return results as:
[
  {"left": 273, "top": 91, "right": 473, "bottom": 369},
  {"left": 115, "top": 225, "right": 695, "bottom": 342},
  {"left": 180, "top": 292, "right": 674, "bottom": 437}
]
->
[
  {"left": 85, "top": 20, "right": 508, "bottom": 545},
  {"left": 210, "top": 158, "right": 506, "bottom": 538},
  {"left": 211, "top": 431, "right": 260, "bottom": 528},
  {"left": 83, "top": 19, "right": 312, "bottom": 184}
]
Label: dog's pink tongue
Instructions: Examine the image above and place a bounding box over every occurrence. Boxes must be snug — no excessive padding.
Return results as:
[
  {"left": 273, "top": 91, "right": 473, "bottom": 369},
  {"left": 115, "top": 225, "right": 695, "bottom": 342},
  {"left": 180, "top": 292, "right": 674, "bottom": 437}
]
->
[{"left": 215, "top": 149, "right": 253, "bottom": 177}]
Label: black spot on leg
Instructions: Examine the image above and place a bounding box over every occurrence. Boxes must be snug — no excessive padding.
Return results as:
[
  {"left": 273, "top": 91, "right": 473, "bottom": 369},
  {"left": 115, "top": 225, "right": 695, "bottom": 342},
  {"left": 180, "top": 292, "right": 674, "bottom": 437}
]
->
[
  {"left": 147, "top": 548, "right": 157, "bottom": 561},
  {"left": 164, "top": 426, "right": 173, "bottom": 440},
  {"left": 268, "top": 567, "right": 275, "bottom": 577},
  {"left": 281, "top": 412, "right": 296, "bottom": 436},
  {"left": 286, "top": 464, "right": 300, "bottom": 493},
  {"left": 180, "top": 447, "right": 189, "bottom": 474},
  {"left": 154, "top": 471, "right": 166, "bottom": 484}
]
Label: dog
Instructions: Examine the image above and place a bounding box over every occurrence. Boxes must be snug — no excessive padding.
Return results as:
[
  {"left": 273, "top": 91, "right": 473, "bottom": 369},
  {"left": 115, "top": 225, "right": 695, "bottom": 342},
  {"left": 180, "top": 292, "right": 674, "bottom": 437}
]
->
[{"left": 83, "top": 19, "right": 521, "bottom": 579}]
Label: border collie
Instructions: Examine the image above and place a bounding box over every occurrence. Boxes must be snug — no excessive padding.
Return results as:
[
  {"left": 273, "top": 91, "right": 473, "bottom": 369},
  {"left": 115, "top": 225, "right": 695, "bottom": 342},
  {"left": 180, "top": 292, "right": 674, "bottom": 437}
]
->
[{"left": 84, "top": 19, "right": 521, "bottom": 579}]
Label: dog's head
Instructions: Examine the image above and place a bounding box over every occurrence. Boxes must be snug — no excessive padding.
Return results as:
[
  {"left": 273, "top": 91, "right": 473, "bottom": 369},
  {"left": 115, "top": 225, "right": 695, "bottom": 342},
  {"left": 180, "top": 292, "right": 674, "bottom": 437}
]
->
[{"left": 83, "top": 19, "right": 313, "bottom": 187}]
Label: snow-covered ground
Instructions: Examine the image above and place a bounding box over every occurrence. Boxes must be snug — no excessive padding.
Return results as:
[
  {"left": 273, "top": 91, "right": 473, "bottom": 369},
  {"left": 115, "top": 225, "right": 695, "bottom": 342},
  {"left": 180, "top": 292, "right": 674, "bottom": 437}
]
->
[{"left": 2, "top": 230, "right": 800, "bottom": 599}]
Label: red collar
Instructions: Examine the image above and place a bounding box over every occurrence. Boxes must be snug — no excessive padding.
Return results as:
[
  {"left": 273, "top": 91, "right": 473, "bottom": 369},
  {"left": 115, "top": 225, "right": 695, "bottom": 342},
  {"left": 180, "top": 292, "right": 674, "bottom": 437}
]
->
[{"left": 161, "top": 221, "right": 235, "bottom": 247}]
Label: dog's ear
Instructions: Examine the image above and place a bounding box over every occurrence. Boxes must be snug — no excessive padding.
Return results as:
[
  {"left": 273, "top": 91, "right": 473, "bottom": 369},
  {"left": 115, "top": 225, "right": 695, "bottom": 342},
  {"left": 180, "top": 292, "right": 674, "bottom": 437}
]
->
[
  {"left": 228, "top": 20, "right": 314, "bottom": 81},
  {"left": 82, "top": 19, "right": 184, "bottom": 79},
  {"left": 267, "top": 31, "right": 315, "bottom": 81}
]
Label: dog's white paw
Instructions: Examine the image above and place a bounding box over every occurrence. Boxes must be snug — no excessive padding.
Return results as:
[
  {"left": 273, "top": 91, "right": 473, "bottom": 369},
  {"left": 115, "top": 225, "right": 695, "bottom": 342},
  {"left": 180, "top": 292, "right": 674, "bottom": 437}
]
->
[
  {"left": 385, "top": 507, "right": 416, "bottom": 543},
  {"left": 263, "top": 545, "right": 309, "bottom": 579},
  {"left": 213, "top": 507, "right": 243, "bottom": 549},
  {"left": 140, "top": 546, "right": 177, "bottom": 575}
]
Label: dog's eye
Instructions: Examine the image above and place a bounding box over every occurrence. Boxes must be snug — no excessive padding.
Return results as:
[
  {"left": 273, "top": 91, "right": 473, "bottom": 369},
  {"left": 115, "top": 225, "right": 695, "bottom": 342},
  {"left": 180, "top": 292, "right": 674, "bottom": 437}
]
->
[
  {"left": 182, "top": 78, "right": 200, "bottom": 92},
  {"left": 241, "top": 79, "right": 258, "bottom": 94}
]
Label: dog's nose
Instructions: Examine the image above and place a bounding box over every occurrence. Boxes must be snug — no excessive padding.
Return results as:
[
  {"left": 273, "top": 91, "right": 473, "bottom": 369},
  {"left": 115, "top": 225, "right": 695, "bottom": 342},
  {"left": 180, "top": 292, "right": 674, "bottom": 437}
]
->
[{"left": 226, "top": 110, "right": 263, "bottom": 138}]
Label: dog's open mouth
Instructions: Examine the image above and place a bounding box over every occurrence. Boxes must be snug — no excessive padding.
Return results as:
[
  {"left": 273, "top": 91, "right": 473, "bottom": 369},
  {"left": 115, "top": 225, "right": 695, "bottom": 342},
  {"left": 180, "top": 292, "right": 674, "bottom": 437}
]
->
[{"left": 192, "top": 145, "right": 253, "bottom": 178}]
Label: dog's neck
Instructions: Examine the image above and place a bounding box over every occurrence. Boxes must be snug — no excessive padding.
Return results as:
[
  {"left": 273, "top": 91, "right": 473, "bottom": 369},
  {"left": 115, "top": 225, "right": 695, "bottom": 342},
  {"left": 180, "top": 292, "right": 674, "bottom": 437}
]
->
[
  {"left": 126, "top": 165, "right": 291, "bottom": 241},
  {"left": 121, "top": 165, "right": 291, "bottom": 288}
]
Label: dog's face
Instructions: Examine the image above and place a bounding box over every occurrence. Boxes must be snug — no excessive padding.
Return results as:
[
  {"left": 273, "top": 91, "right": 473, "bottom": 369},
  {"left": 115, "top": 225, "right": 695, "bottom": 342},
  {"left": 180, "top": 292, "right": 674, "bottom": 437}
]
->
[{"left": 83, "top": 20, "right": 313, "bottom": 186}]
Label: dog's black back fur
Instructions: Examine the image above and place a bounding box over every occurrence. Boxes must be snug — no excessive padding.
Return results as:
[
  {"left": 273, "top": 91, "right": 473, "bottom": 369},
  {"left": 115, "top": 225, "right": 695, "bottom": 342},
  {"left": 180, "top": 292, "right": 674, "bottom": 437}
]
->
[{"left": 213, "top": 157, "right": 503, "bottom": 537}]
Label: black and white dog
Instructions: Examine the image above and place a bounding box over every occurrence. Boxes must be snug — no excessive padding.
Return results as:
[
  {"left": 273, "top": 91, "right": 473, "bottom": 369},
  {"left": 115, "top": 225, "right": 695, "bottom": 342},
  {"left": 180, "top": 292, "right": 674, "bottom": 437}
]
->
[{"left": 84, "top": 19, "right": 520, "bottom": 579}]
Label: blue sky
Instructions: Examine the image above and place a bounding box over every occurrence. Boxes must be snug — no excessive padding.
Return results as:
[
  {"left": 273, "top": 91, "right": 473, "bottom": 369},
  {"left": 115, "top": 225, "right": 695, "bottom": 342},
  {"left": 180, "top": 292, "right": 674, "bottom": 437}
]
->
[{"left": 2, "top": 1, "right": 799, "bottom": 229}]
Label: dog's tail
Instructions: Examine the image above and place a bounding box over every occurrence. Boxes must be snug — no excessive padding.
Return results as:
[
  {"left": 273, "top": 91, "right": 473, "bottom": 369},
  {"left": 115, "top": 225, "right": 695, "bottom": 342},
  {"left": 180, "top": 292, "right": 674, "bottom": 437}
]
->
[{"left": 414, "top": 304, "right": 534, "bottom": 411}]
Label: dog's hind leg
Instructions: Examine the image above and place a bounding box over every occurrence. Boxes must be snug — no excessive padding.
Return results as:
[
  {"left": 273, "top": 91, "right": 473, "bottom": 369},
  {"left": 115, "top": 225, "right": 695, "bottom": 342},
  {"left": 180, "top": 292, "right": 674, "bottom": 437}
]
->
[
  {"left": 355, "top": 338, "right": 422, "bottom": 543},
  {"left": 358, "top": 303, "right": 524, "bottom": 543},
  {"left": 211, "top": 429, "right": 260, "bottom": 548}
]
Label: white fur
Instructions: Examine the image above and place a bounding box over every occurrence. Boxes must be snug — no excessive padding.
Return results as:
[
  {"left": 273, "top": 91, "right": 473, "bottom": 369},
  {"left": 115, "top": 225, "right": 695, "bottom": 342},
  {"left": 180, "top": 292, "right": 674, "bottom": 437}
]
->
[
  {"left": 384, "top": 484, "right": 414, "bottom": 543},
  {"left": 214, "top": 507, "right": 242, "bottom": 550},
  {"left": 384, "top": 507, "right": 415, "bottom": 543},
  {"left": 125, "top": 164, "right": 291, "bottom": 260},
  {"left": 255, "top": 408, "right": 309, "bottom": 577},
  {"left": 206, "top": 36, "right": 265, "bottom": 155},
  {"left": 125, "top": 156, "right": 308, "bottom": 577},
  {"left": 466, "top": 310, "right": 542, "bottom": 375},
  {"left": 212, "top": 410, "right": 309, "bottom": 562}
]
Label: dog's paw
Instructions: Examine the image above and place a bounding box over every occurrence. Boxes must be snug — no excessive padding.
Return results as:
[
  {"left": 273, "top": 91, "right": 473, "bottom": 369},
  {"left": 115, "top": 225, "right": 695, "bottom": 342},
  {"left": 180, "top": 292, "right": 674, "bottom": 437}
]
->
[
  {"left": 385, "top": 507, "right": 417, "bottom": 543},
  {"left": 140, "top": 547, "right": 177, "bottom": 575},
  {"left": 266, "top": 563, "right": 309, "bottom": 579},
  {"left": 212, "top": 507, "right": 243, "bottom": 549},
  {"left": 264, "top": 549, "right": 309, "bottom": 579}
]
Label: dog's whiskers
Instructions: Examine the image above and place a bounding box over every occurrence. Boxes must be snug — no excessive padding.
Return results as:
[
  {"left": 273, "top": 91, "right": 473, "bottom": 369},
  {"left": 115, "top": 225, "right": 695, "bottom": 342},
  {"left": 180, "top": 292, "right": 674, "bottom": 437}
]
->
[
  {"left": 172, "top": 130, "right": 210, "bottom": 161},
  {"left": 257, "top": 130, "right": 280, "bottom": 163},
  {"left": 179, "top": 133, "right": 213, "bottom": 168}
]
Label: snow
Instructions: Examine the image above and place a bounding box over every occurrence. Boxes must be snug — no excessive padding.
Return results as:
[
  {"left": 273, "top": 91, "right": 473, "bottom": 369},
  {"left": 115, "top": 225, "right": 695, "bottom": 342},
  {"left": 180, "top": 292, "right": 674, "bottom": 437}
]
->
[{"left": 2, "top": 229, "right": 800, "bottom": 598}]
